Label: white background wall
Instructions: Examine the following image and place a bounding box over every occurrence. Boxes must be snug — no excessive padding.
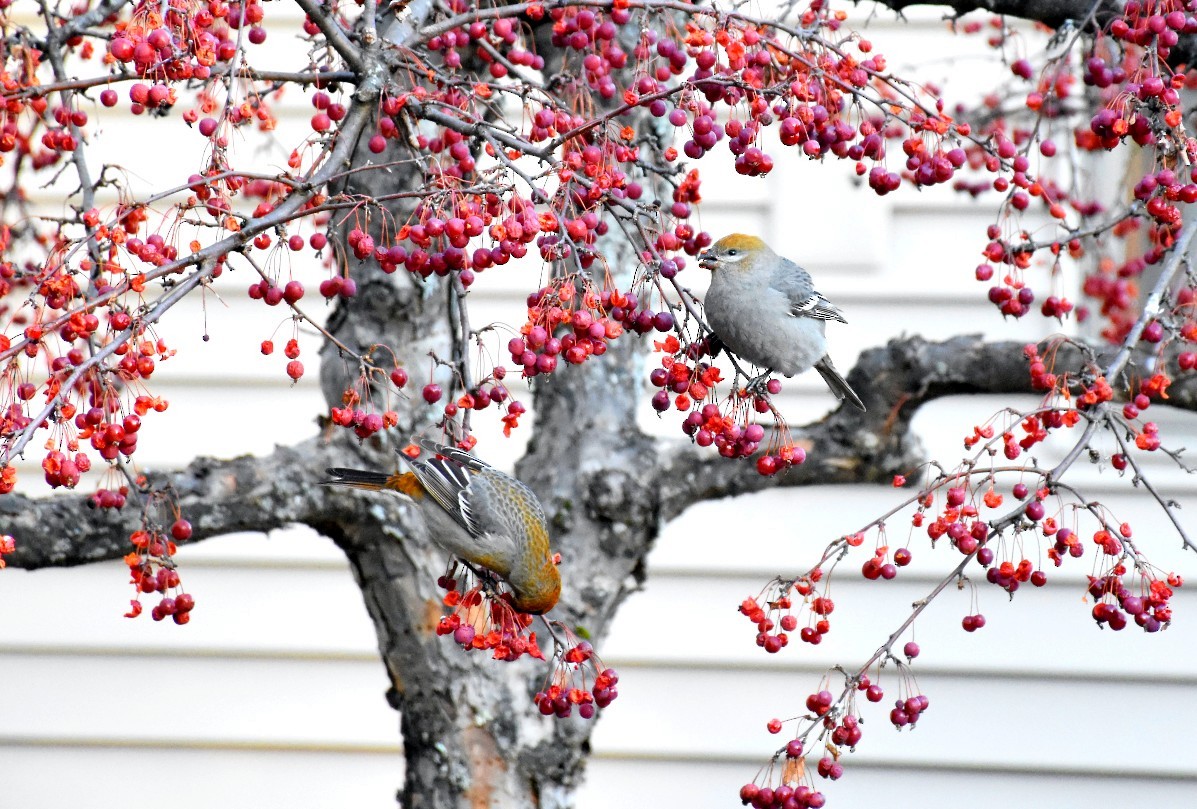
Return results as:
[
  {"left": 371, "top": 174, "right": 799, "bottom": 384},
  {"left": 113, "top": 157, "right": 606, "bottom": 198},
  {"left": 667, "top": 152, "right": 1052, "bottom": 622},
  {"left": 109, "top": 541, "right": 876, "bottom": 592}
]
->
[{"left": 3, "top": 7, "right": 1197, "bottom": 809}]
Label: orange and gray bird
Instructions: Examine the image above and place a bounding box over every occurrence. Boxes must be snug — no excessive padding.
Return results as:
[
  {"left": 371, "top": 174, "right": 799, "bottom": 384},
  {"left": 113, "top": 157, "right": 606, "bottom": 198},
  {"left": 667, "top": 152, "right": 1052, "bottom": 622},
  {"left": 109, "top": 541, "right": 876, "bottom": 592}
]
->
[
  {"left": 699, "top": 233, "right": 866, "bottom": 411},
  {"left": 325, "top": 437, "right": 561, "bottom": 614}
]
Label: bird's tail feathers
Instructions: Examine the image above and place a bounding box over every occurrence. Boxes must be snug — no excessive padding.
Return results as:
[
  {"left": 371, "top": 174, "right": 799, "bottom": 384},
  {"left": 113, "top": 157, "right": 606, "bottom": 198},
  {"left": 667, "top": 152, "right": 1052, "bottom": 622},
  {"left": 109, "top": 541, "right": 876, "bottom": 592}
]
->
[
  {"left": 814, "top": 356, "right": 866, "bottom": 412},
  {"left": 324, "top": 467, "right": 425, "bottom": 497}
]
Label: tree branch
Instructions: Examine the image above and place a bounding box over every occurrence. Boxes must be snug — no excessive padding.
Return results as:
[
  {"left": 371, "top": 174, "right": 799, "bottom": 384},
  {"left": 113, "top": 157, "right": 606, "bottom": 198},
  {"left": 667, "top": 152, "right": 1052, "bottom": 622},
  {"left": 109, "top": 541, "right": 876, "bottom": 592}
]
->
[
  {"left": 657, "top": 333, "right": 1197, "bottom": 522},
  {"left": 872, "top": 0, "right": 1120, "bottom": 30},
  {"left": 0, "top": 438, "right": 360, "bottom": 569},
  {"left": 7, "top": 333, "right": 1192, "bottom": 570}
]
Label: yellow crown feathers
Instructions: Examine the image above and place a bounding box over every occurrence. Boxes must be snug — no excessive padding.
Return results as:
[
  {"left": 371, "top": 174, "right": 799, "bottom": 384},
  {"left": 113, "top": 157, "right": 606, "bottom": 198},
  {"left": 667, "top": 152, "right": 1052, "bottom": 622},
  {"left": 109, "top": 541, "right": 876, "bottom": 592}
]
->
[{"left": 714, "top": 233, "right": 767, "bottom": 252}]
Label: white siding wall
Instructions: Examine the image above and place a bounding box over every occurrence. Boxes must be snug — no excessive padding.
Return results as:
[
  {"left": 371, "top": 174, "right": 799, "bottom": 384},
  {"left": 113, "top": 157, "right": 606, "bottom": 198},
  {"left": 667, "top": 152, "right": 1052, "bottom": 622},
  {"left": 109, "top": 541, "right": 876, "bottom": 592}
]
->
[{"left": 4, "top": 9, "right": 1197, "bottom": 809}]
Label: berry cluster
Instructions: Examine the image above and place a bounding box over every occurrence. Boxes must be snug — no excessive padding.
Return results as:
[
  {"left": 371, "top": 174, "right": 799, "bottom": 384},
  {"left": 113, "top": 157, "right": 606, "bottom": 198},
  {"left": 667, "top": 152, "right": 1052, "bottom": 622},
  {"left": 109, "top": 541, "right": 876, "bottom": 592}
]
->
[
  {"left": 738, "top": 737, "right": 827, "bottom": 808},
  {"left": 508, "top": 279, "right": 629, "bottom": 377},
  {"left": 328, "top": 370, "right": 402, "bottom": 441},
  {"left": 856, "top": 673, "right": 885, "bottom": 705},
  {"left": 124, "top": 519, "right": 195, "bottom": 624},
  {"left": 888, "top": 693, "right": 930, "bottom": 730},
  {"left": 106, "top": 0, "right": 269, "bottom": 85},
  {"left": 654, "top": 336, "right": 806, "bottom": 475},
  {"left": 534, "top": 634, "right": 620, "bottom": 719},
  {"left": 678, "top": 11, "right": 948, "bottom": 194},
  {"left": 738, "top": 591, "right": 794, "bottom": 654},
  {"left": 740, "top": 573, "right": 833, "bottom": 650},
  {"left": 435, "top": 568, "right": 543, "bottom": 662},
  {"left": 1087, "top": 571, "right": 1180, "bottom": 632},
  {"left": 650, "top": 334, "right": 722, "bottom": 414},
  {"left": 859, "top": 542, "right": 912, "bottom": 581},
  {"left": 975, "top": 1, "right": 1197, "bottom": 339}
]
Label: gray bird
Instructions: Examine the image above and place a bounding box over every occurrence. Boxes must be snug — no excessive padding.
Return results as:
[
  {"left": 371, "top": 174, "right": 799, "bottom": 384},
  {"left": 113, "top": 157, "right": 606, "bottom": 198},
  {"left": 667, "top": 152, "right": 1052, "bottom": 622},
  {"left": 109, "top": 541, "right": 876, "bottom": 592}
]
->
[{"left": 698, "top": 233, "right": 866, "bottom": 411}]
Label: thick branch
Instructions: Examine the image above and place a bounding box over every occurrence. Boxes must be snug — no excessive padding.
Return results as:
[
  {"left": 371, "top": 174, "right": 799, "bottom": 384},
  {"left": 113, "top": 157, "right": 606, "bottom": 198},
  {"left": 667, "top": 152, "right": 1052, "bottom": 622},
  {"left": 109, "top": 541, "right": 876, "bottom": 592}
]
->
[
  {"left": 873, "top": 0, "right": 1120, "bottom": 29},
  {"left": 874, "top": 0, "right": 1197, "bottom": 65},
  {"left": 657, "top": 333, "right": 1197, "bottom": 523},
  {"left": 0, "top": 438, "right": 358, "bottom": 569},
  {"left": 8, "top": 333, "right": 1192, "bottom": 570}
]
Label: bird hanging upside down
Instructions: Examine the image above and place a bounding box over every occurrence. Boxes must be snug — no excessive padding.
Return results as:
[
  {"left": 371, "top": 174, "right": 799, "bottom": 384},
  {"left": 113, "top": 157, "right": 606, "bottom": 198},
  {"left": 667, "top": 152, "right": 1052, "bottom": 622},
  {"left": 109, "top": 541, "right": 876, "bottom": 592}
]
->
[{"left": 325, "top": 437, "right": 561, "bottom": 614}]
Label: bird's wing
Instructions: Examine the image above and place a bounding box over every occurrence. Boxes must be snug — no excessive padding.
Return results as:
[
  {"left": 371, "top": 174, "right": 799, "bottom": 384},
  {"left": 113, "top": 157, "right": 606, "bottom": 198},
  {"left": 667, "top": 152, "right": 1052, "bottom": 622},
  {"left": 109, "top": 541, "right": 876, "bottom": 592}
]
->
[
  {"left": 408, "top": 439, "right": 487, "bottom": 535},
  {"left": 790, "top": 292, "right": 847, "bottom": 322},
  {"left": 770, "top": 258, "right": 847, "bottom": 323},
  {"left": 417, "top": 437, "right": 489, "bottom": 472}
]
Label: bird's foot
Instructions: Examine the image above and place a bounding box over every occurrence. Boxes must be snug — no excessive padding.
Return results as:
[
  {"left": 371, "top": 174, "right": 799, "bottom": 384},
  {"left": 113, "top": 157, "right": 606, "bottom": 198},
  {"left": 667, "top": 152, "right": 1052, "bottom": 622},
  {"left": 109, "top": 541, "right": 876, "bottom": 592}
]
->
[{"left": 744, "top": 373, "right": 773, "bottom": 397}]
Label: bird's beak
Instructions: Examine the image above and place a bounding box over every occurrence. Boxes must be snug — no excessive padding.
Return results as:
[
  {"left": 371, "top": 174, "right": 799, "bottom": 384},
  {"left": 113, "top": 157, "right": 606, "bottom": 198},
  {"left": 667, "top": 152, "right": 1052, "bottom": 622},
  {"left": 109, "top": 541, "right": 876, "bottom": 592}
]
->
[{"left": 698, "top": 251, "right": 716, "bottom": 271}]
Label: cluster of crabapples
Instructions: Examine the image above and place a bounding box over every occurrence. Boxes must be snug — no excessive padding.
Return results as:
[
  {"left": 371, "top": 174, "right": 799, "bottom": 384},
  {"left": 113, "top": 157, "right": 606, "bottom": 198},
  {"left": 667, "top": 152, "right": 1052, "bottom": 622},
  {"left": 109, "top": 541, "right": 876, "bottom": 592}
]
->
[
  {"left": 505, "top": 282, "right": 649, "bottom": 377},
  {"left": 106, "top": 1, "right": 268, "bottom": 85},
  {"left": 19, "top": 1, "right": 269, "bottom": 167},
  {"left": 650, "top": 337, "right": 806, "bottom": 474},
  {"left": 979, "top": 2, "right": 1197, "bottom": 330},
  {"left": 123, "top": 520, "right": 196, "bottom": 624},
  {"left": 434, "top": 572, "right": 543, "bottom": 663},
  {"left": 914, "top": 477, "right": 1056, "bottom": 599},
  {"left": 738, "top": 576, "right": 832, "bottom": 652},
  {"left": 431, "top": 569, "right": 621, "bottom": 719},
  {"left": 738, "top": 742, "right": 829, "bottom": 809},
  {"left": 670, "top": 5, "right": 918, "bottom": 194},
  {"left": 46, "top": 393, "right": 166, "bottom": 495},
  {"left": 743, "top": 668, "right": 933, "bottom": 805},
  {"left": 328, "top": 402, "right": 399, "bottom": 441},
  {"left": 1087, "top": 570, "right": 1179, "bottom": 632},
  {"left": 533, "top": 642, "right": 620, "bottom": 720}
]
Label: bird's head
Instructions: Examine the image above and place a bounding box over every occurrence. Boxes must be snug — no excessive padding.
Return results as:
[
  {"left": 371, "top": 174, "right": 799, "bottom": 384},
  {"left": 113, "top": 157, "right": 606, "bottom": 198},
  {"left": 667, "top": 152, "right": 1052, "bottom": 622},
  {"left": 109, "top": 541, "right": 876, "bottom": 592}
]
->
[{"left": 698, "top": 233, "right": 771, "bottom": 273}]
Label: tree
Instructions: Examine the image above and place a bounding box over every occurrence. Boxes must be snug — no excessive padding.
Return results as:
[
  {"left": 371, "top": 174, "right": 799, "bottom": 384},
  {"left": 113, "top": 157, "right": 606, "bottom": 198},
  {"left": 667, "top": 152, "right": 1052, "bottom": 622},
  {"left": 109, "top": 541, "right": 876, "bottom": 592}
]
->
[{"left": 2, "top": 0, "right": 1196, "bottom": 806}]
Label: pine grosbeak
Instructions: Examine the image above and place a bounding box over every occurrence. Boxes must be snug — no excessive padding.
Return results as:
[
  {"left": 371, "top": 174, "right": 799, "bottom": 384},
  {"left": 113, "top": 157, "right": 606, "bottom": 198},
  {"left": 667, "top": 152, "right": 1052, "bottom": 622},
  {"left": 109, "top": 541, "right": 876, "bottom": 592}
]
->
[
  {"left": 699, "top": 234, "right": 866, "bottom": 411},
  {"left": 325, "top": 437, "right": 560, "bottom": 614}
]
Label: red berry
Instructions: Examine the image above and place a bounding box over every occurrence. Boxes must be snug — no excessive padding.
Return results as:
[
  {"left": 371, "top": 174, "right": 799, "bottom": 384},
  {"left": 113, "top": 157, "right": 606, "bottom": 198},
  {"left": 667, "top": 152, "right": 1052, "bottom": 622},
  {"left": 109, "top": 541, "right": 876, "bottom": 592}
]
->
[
  {"left": 170, "top": 519, "right": 192, "bottom": 541},
  {"left": 1024, "top": 500, "right": 1045, "bottom": 521}
]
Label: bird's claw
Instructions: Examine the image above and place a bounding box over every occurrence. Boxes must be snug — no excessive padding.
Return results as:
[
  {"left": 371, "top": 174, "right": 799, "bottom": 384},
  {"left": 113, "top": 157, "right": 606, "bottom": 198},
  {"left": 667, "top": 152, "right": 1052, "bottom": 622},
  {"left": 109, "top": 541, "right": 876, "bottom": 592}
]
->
[{"left": 745, "top": 373, "right": 772, "bottom": 396}]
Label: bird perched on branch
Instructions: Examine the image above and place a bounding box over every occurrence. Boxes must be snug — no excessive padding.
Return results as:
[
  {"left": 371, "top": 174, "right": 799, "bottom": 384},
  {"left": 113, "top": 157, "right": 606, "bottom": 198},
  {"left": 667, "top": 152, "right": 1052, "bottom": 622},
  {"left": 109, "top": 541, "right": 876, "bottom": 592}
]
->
[
  {"left": 699, "top": 234, "right": 866, "bottom": 412},
  {"left": 325, "top": 437, "right": 560, "bottom": 614}
]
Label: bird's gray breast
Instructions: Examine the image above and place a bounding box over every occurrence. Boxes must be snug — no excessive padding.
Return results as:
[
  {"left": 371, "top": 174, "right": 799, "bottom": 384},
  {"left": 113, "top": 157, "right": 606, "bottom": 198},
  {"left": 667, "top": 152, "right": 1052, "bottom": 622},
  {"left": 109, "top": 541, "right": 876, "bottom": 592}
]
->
[{"left": 707, "top": 273, "right": 822, "bottom": 375}]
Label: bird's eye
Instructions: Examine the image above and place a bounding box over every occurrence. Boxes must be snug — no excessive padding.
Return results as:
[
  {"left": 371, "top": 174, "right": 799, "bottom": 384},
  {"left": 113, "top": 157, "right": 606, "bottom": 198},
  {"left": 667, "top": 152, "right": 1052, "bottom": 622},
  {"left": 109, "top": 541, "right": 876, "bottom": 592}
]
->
[{"left": 726, "top": 249, "right": 738, "bottom": 256}]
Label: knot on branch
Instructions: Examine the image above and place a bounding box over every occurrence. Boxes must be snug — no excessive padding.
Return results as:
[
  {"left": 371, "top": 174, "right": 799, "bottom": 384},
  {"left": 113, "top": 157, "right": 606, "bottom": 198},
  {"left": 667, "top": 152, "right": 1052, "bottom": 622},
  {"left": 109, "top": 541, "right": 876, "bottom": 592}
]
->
[{"left": 584, "top": 467, "right": 653, "bottom": 523}]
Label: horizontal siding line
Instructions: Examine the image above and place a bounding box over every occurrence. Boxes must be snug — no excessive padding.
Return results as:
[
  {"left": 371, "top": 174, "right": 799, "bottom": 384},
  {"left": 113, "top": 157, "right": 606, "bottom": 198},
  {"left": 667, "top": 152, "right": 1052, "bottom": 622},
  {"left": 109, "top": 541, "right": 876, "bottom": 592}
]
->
[
  {"left": 2, "top": 738, "right": 1192, "bottom": 783},
  {"left": 0, "top": 643, "right": 377, "bottom": 662},
  {"left": 159, "top": 552, "right": 1181, "bottom": 581},
  {"left": 890, "top": 199, "right": 996, "bottom": 216},
  {"left": 5, "top": 645, "right": 1191, "bottom": 687},
  {"left": 39, "top": 545, "right": 1194, "bottom": 580},
  {"left": 592, "top": 748, "right": 1197, "bottom": 781},
  {"left": 173, "top": 556, "right": 349, "bottom": 572},
  {"left": 638, "top": 564, "right": 1195, "bottom": 586},
  {"left": 603, "top": 657, "right": 1197, "bottom": 687},
  {"left": 0, "top": 735, "right": 400, "bottom": 755},
  {"left": 405, "top": 286, "right": 1001, "bottom": 306},
  {"left": 125, "top": 375, "right": 320, "bottom": 391}
]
